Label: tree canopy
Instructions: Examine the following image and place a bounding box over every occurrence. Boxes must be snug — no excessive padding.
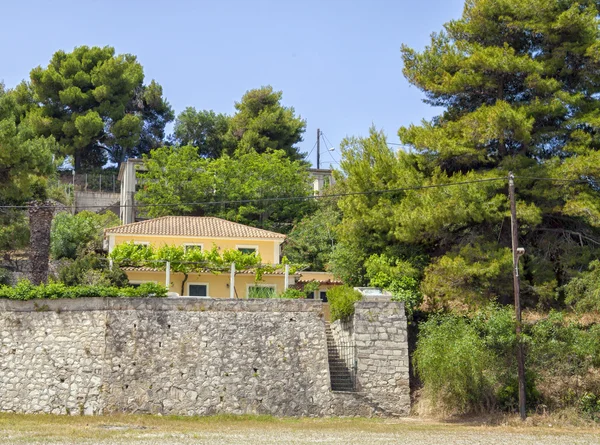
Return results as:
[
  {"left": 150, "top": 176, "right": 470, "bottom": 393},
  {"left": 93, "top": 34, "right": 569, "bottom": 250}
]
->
[
  {"left": 171, "top": 86, "right": 306, "bottom": 162},
  {"left": 136, "top": 145, "right": 314, "bottom": 232},
  {"left": 0, "top": 83, "right": 56, "bottom": 203},
  {"left": 173, "top": 108, "right": 230, "bottom": 158},
  {"left": 24, "top": 45, "right": 173, "bottom": 170},
  {"left": 227, "top": 86, "right": 306, "bottom": 161},
  {"left": 332, "top": 0, "right": 600, "bottom": 310}
]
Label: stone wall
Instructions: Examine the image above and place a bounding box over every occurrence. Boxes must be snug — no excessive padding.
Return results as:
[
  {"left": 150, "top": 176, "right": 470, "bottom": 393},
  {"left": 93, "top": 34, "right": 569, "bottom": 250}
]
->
[
  {"left": 330, "top": 299, "right": 411, "bottom": 416},
  {"left": 0, "top": 298, "right": 409, "bottom": 417}
]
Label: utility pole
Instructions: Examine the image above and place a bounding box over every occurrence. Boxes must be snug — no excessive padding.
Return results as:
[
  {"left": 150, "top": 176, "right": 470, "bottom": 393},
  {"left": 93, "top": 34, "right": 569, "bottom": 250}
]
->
[
  {"left": 316, "top": 128, "right": 321, "bottom": 169},
  {"left": 508, "top": 171, "right": 527, "bottom": 420}
]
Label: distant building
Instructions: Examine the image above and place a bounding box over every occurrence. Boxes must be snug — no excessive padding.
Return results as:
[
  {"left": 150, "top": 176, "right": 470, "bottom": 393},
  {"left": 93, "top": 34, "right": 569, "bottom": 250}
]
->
[
  {"left": 308, "top": 168, "right": 335, "bottom": 195},
  {"left": 118, "top": 159, "right": 146, "bottom": 225}
]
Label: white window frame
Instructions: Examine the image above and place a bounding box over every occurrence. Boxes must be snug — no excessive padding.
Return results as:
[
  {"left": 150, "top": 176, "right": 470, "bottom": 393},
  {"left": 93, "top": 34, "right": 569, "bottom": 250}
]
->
[
  {"left": 183, "top": 243, "right": 204, "bottom": 253},
  {"left": 187, "top": 282, "right": 210, "bottom": 298},
  {"left": 246, "top": 283, "right": 276, "bottom": 298},
  {"left": 236, "top": 244, "right": 259, "bottom": 255},
  {"left": 133, "top": 241, "right": 150, "bottom": 246}
]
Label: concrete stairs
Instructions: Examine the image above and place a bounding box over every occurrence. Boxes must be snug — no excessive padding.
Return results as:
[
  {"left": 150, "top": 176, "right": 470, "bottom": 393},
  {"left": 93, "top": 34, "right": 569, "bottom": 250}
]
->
[{"left": 325, "top": 325, "right": 355, "bottom": 392}]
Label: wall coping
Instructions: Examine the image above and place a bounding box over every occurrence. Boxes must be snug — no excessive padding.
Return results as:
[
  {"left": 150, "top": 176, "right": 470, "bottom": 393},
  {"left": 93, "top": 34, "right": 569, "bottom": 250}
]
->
[{"left": 0, "top": 297, "right": 324, "bottom": 313}]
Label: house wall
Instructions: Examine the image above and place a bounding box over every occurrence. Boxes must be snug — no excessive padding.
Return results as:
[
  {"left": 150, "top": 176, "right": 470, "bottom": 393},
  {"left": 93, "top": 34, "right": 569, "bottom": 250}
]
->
[
  {"left": 124, "top": 270, "right": 287, "bottom": 298},
  {"left": 112, "top": 235, "right": 282, "bottom": 264},
  {"left": 0, "top": 298, "right": 410, "bottom": 417}
]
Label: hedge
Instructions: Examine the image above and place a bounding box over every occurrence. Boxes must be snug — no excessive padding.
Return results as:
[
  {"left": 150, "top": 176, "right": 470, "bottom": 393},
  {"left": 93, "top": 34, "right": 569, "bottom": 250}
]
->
[{"left": 0, "top": 280, "right": 168, "bottom": 300}]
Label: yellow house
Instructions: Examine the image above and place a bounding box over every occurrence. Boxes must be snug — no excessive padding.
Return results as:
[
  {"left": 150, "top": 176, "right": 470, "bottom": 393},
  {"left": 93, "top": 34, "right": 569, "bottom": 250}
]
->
[{"left": 104, "top": 216, "right": 339, "bottom": 299}]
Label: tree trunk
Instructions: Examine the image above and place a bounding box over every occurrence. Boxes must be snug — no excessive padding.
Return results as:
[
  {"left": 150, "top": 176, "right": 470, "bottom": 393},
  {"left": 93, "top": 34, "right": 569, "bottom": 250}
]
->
[
  {"left": 181, "top": 272, "right": 189, "bottom": 296},
  {"left": 74, "top": 149, "right": 82, "bottom": 172},
  {"left": 28, "top": 200, "right": 55, "bottom": 285}
]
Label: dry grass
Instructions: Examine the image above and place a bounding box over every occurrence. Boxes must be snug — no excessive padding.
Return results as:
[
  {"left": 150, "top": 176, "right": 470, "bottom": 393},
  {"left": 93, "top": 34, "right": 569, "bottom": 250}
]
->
[{"left": 1, "top": 413, "right": 599, "bottom": 445}]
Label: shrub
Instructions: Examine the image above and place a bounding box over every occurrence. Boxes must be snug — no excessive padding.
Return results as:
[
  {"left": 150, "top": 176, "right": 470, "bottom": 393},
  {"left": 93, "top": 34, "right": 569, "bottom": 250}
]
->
[
  {"left": 579, "top": 392, "right": 600, "bottom": 420},
  {"left": 414, "top": 314, "right": 495, "bottom": 413},
  {"left": 327, "top": 285, "right": 362, "bottom": 322},
  {"left": 58, "top": 254, "right": 128, "bottom": 287},
  {"left": 564, "top": 260, "right": 600, "bottom": 312},
  {"left": 365, "top": 254, "right": 422, "bottom": 317},
  {"left": 278, "top": 288, "right": 305, "bottom": 299},
  {"left": 50, "top": 210, "right": 120, "bottom": 260},
  {"left": 0, "top": 280, "right": 167, "bottom": 300}
]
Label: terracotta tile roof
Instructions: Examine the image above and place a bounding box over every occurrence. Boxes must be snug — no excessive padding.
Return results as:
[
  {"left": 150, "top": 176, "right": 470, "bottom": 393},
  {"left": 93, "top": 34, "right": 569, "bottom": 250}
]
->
[
  {"left": 105, "top": 216, "right": 286, "bottom": 240},
  {"left": 121, "top": 266, "right": 290, "bottom": 275},
  {"left": 297, "top": 278, "right": 343, "bottom": 285}
]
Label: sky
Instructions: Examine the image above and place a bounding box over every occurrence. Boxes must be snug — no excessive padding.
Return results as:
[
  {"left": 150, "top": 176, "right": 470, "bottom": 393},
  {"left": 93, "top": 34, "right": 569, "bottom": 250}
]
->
[{"left": 0, "top": 0, "right": 465, "bottom": 169}]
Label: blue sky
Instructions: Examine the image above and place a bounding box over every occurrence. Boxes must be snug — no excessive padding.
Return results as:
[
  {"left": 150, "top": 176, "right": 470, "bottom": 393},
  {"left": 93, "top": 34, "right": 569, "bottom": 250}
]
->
[{"left": 0, "top": 0, "right": 465, "bottom": 168}]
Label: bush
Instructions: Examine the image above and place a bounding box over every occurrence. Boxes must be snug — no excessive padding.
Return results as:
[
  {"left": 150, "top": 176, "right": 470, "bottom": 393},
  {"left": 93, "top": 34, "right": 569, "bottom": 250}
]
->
[
  {"left": 579, "top": 392, "right": 600, "bottom": 420},
  {"left": 365, "top": 254, "right": 422, "bottom": 317},
  {"left": 0, "top": 280, "right": 167, "bottom": 300},
  {"left": 327, "top": 285, "right": 362, "bottom": 322},
  {"left": 278, "top": 288, "right": 305, "bottom": 299},
  {"left": 58, "top": 254, "right": 128, "bottom": 287},
  {"left": 564, "top": 260, "right": 600, "bottom": 312},
  {"left": 50, "top": 210, "right": 120, "bottom": 260},
  {"left": 414, "top": 314, "right": 495, "bottom": 413}
]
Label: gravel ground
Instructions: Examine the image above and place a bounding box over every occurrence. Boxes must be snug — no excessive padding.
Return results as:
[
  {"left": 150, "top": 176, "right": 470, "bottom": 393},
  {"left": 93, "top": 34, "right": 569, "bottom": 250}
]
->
[{"left": 1, "top": 415, "right": 599, "bottom": 445}]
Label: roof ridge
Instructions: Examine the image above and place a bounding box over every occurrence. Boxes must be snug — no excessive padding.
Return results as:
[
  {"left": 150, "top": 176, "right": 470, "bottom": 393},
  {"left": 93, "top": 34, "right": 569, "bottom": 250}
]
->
[{"left": 105, "top": 216, "right": 286, "bottom": 239}]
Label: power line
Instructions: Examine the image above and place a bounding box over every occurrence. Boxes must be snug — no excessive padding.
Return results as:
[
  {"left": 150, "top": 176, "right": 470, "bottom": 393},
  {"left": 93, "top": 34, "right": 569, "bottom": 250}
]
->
[
  {"left": 0, "top": 177, "right": 508, "bottom": 210},
  {"left": 319, "top": 131, "right": 339, "bottom": 167},
  {"left": 0, "top": 175, "right": 592, "bottom": 211}
]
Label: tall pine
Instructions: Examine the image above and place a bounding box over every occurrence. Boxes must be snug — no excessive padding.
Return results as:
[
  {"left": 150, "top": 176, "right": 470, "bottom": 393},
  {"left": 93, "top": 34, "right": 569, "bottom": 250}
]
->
[{"left": 337, "top": 0, "right": 600, "bottom": 309}]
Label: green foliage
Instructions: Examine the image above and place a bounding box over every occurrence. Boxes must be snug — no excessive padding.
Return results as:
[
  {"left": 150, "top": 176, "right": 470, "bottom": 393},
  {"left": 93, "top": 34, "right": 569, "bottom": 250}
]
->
[
  {"left": 26, "top": 46, "right": 173, "bottom": 169},
  {"left": 109, "top": 242, "right": 262, "bottom": 272},
  {"left": 58, "top": 254, "right": 128, "bottom": 287},
  {"left": 137, "top": 147, "right": 314, "bottom": 232},
  {"left": 333, "top": 1, "right": 600, "bottom": 311},
  {"left": 277, "top": 288, "right": 305, "bottom": 299},
  {"left": 0, "top": 84, "right": 56, "bottom": 203},
  {"left": 247, "top": 286, "right": 277, "bottom": 299},
  {"left": 329, "top": 243, "right": 367, "bottom": 287},
  {"left": 327, "top": 285, "right": 362, "bottom": 322},
  {"left": 564, "top": 260, "right": 600, "bottom": 312},
  {"left": 421, "top": 243, "right": 513, "bottom": 310},
  {"left": 0, "top": 210, "right": 29, "bottom": 254},
  {"left": 173, "top": 108, "right": 230, "bottom": 158},
  {"left": 579, "top": 392, "right": 600, "bottom": 420},
  {"left": 227, "top": 86, "right": 306, "bottom": 161},
  {"left": 282, "top": 204, "right": 340, "bottom": 271},
  {"left": 416, "top": 305, "right": 600, "bottom": 414},
  {"left": 414, "top": 315, "right": 495, "bottom": 413},
  {"left": 0, "top": 279, "right": 167, "bottom": 300},
  {"left": 528, "top": 311, "right": 600, "bottom": 379},
  {"left": 365, "top": 253, "right": 422, "bottom": 316},
  {"left": 50, "top": 210, "right": 120, "bottom": 260}
]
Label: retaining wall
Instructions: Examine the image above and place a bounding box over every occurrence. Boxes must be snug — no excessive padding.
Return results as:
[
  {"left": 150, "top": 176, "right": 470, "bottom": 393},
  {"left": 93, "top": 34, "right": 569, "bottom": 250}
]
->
[{"left": 0, "top": 298, "right": 409, "bottom": 417}]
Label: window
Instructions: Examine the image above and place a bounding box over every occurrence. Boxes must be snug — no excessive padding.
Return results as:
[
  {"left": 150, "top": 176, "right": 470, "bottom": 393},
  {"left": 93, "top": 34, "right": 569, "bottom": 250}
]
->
[
  {"left": 184, "top": 244, "right": 203, "bottom": 253},
  {"left": 129, "top": 281, "right": 156, "bottom": 288},
  {"left": 320, "top": 291, "right": 328, "bottom": 303},
  {"left": 306, "top": 291, "right": 315, "bottom": 300},
  {"left": 237, "top": 247, "right": 257, "bottom": 255},
  {"left": 133, "top": 241, "right": 150, "bottom": 246},
  {"left": 188, "top": 284, "right": 208, "bottom": 297},
  {"left": 247, "top": 285, "right": 276, "bottom": 299}
]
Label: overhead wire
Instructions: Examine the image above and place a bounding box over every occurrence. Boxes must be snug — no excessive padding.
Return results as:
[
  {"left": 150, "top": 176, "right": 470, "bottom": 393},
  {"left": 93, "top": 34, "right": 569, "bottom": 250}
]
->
[
  {"left": 0, "top": 175, "right": 592, "bottom": 211},
  {"left": 0, "top": 177, "right": 509, "bottom": 210}
]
